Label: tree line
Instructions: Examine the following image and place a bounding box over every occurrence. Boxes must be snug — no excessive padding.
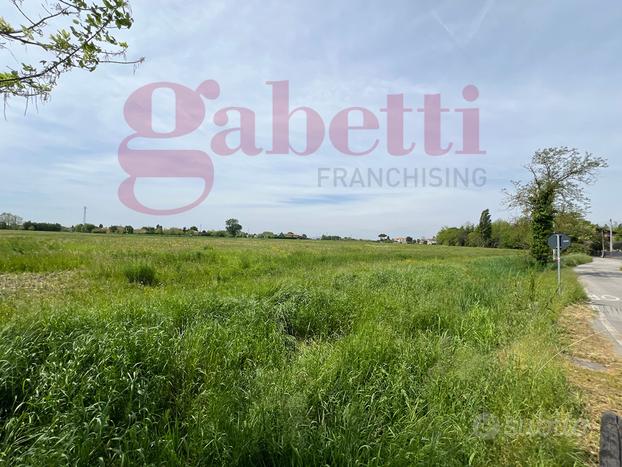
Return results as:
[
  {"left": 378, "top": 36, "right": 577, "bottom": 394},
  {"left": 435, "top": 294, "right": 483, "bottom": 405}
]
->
[
  {"left": 436, "top": 211, "right": 619, "bottom": 255},
  {"left": 0, "top": 216, "right": 315, "bottom": 240},
  {"left": 437, "top": 147, "right": 614, "bottom": 260}
]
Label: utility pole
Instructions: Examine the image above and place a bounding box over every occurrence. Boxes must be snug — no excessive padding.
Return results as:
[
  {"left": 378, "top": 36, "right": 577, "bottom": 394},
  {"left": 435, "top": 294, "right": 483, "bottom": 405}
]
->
[
  {"left": 83, "top": 206, "right": 87, "bottom": 225},
  {"left": 601, "top": 230, "right": 605, "bottom": 258},
  {"left": 610, "top": 218, "right": 614, "bottom": 253}
]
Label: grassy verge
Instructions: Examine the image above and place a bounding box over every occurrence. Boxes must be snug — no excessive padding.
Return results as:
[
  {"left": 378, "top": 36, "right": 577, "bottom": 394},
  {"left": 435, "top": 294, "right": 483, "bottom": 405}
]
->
[
  {"left": 558, "top": 305, "right": 622, "bottom": 464},
  {"left": 560, "top": 254, "right": 593, "bottom": 268},
  {"left": 0, "top": 232, "right": 592, "bottom": 465}
]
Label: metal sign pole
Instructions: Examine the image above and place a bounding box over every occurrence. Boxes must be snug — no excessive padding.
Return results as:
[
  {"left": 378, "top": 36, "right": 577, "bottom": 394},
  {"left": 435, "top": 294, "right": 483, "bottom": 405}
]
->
[
  {"left": 556, "top": 234, "right": 561, "bottom": 295},
  {"left": 548, "top": 233, "right": 571, "bottom": 296}
]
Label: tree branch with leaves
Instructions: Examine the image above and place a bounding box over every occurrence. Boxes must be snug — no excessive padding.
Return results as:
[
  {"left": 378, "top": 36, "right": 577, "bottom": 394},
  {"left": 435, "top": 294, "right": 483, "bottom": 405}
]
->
[{"left": 0, "top": 0, "right": 143, "bottom": 101}]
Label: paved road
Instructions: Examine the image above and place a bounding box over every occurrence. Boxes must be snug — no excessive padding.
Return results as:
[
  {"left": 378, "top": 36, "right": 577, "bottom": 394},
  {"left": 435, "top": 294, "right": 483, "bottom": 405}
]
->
[{"left": 575, "top": 257, "right": 622, "bottom": 355}]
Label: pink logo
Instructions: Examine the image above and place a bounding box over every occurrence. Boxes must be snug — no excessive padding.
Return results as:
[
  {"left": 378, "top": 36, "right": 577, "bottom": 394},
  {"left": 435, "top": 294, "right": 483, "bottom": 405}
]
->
[{"left": 118, "top": 81, "right": 485, "bottom": 214}]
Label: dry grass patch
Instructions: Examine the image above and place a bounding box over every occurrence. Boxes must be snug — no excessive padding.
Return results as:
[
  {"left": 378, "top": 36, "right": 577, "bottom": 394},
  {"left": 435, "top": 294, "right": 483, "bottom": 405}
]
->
[
  {"left": 0, "top": 271, "right": 82, "bottom": 297},
  {"left": 559, "top": 304, "right": 622, "bottom": 463}
]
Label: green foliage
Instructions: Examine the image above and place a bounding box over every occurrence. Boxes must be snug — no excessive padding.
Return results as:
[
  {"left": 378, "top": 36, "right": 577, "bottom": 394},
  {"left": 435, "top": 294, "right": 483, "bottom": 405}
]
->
[
  {"left": 123, "top": 262, "right": 158, "bottom": 286},
  {"left": 22, "top": 221, "right": 62, "bottom": 232},
  {"left": 530, "top": 182, "right": 555, "bottom": 265},
  {"left": 491, "top": 218, "right": 531, "bottom": 249},
  {"left": 0, "top": 1, "right": 142, "bottom": 100},
  {"left": 504, "top": 147, "right": 607, "bottom": 263},
  {"left": 74, "top": 223, "right": 97, "bottom": 233},
  {"left": 478, "top": 208, "right": 492, "bottom": 247},
  {"left": 555, "top": 212, "right": 600, "bottom": 254},
  {"left": 437, "top": 224, "right": 478, "bottom": 246},
  {"left": 436, "top": 226, "right": 466, "bottom": 246},
  {"left": 506, "top": 147, "right": 607, "bottom": 215},
  {"left": 225, "top": 218, "right": 243, "bottom": 237},
  {"left": 0, "top": 232, "right": 588, "bottom": 464},
  {"left": 467, "top": 229, "right": 483, "bottom": 247},
  {"left": 0, "top": 17, "right": 12, "bottom": 34}
]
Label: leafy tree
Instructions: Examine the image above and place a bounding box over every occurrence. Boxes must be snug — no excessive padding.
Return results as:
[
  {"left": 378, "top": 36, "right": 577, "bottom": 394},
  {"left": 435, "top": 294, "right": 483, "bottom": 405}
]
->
[
  {"left": 477, "top": 209, "right": 492, "bottom": 247},
  {"left": 505, "top": 147, "right": 607, "bottom": 264},
  {"left": 0, "top": 212, "right": 22, "bottom": 228},
  {"left": 23, "top": 221, "right": 62, "bottom": 231},
  {"left": 438, "top": 217, "right": 532, "bottom": 250},
  {"left": 225, "top": 218, "right": 242, "bottom": 237},
  {"left": 405, "top": 236, "right": 413, "bottom": 244},
  {"left": 123, "top": 225, "right": 134, "bottom": 234},
  {"left": 378, "top": 233, "right": 387, "bottom": 241},
  {"left": 0, "top": 0, "right": 142, "bottom": 101},
  {"left": 437, "top": 226, "right": 468, "bottom": 246},
  {"left": 555, "top": 212, "right": 600, "bottom": 254},
  {"left": 466, "top": 230, "right": 482, "bottom": 247},
  {"left": 74, "top": 223, "right": 96, "bottom": 233},
  {"left": 491, "top": 218, "right": 530, "bottom": 249}
]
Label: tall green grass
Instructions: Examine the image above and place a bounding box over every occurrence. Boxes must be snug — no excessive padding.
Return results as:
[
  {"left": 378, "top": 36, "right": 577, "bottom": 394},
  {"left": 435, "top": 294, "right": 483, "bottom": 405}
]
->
[
  {"left": 123, "top": 262, "right": 158, "bottom": 286},
  {"left": 0, "top": 232, "right": 589, "bottom": 465}
]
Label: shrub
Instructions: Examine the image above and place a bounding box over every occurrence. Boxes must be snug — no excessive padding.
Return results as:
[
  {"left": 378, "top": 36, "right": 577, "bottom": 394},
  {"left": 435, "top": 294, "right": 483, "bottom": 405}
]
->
[
  {"left": 560, "top": 253, "right": 592, "bottom": 268},
  {"left": 270, "top": 286, "right": 353, "bottom": 339},
  {"left": 123, "top": 263, "right": 158, "bottom": 286}
]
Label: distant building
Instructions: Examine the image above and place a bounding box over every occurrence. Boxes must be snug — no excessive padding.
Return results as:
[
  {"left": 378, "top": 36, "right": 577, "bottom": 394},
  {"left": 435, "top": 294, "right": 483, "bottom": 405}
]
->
[{"left": 394, "top": 237, "right": 408, "bottom": 244}]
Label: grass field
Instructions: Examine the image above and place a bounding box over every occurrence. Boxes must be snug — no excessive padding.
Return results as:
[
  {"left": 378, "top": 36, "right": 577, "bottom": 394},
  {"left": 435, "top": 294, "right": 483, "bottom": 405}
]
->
[{"left": 0, "top": 232, "right": 592, "bottom": 465}]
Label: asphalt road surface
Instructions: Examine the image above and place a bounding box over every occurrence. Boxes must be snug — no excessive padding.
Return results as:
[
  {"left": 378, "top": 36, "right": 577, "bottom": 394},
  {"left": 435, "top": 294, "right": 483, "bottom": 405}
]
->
[{"left": 575, "top": 257, "right": 622, "bottom": 355}]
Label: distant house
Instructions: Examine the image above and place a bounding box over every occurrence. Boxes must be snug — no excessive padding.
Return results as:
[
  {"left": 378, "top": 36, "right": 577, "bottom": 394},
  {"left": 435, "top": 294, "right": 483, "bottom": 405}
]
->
[
  {"left": 416, "top": 237, "right": 437, "bottom": 245},
  {"left": 394, "top": 237, "right": 408, "bottom": 244}
]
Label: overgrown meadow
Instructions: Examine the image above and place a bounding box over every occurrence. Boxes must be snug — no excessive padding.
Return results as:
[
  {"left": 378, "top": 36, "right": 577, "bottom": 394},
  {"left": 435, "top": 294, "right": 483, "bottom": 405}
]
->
[{"left": 0, "top": 232, "right": 590, "bottom": 465}]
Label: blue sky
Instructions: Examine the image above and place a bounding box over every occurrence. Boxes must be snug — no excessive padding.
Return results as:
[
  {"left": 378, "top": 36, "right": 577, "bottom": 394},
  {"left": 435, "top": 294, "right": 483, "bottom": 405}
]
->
[{"left": 1, "top": 1, "right": 620, "bottom": 238}]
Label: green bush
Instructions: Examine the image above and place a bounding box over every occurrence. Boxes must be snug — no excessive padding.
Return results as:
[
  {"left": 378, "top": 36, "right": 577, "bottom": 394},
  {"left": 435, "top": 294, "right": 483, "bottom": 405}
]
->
[
  {"left": 123, "top": 262, "right": 158, "bottom": 286},
  {"left": 270, "top": 286, "right": 353, "bottom": 339}
]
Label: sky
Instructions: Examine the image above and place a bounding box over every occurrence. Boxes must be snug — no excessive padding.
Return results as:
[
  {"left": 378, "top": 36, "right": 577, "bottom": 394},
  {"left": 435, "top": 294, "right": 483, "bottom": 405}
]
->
[{"left": 1, "top": 1, "right": 620, "bottom": 238}]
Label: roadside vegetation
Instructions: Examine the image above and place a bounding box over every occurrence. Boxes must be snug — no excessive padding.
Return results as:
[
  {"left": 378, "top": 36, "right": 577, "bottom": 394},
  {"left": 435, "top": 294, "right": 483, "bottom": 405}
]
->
[
  {"left": 438, "top": 148, "right": 610, "bottom": 260},
  {"left": 559, "top": 305, "right": 622, "bottom": 462},
  {"left": 0, "top": 232, "right": 594, "bottom": 465}
]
